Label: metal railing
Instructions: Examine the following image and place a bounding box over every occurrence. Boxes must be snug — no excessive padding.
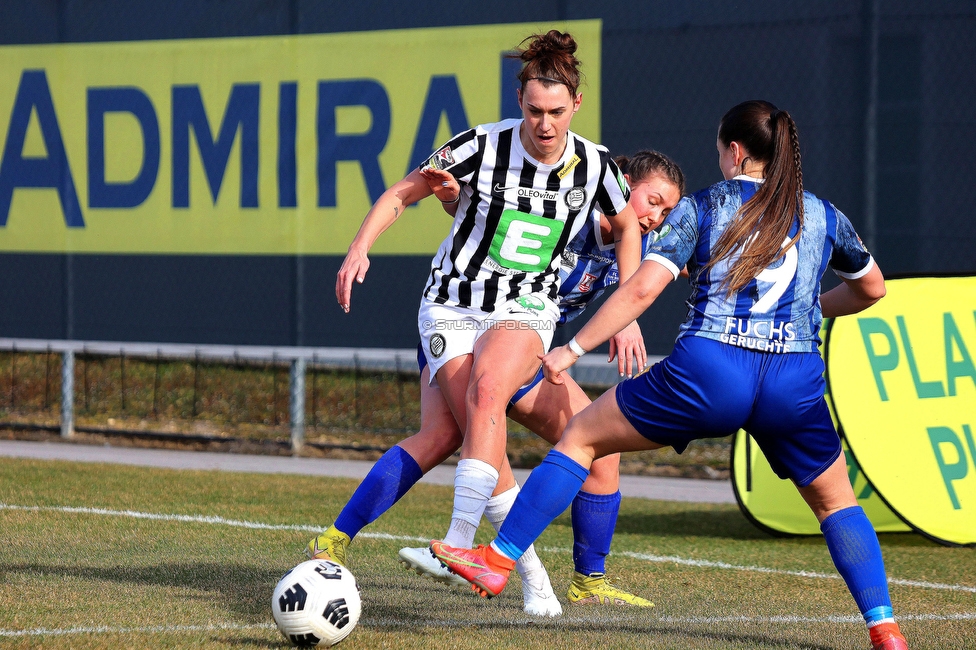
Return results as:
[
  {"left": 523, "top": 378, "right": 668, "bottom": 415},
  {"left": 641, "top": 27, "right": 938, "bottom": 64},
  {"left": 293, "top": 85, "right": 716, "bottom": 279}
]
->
[{"left": 0, "top": 338, "right": 649, "bottom": 453}]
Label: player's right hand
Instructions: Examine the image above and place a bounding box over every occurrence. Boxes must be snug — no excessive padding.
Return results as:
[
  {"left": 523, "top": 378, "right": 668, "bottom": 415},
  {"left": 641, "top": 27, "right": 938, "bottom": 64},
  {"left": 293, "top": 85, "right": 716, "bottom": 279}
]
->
[
  {"left": 336, "top": 248, "right": 370, "bottom": 313},
  {"left": 540, "top": 345, "right": 579, "bottom": 385}
]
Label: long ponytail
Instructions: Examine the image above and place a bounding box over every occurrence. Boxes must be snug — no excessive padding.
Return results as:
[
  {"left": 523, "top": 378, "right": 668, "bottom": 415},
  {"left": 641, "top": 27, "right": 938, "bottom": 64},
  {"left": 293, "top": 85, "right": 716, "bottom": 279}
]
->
[{"left": 706, "top": 101, "right": 804, "bottom": 296}]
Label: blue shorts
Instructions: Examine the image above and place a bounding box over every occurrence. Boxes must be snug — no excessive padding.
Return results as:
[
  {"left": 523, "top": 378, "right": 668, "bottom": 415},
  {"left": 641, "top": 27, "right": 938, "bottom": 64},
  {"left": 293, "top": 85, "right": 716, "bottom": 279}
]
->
[
  {"left": 615, "top": 336, "right": 840, "bottom": 487},
  {"left": 417, "top": 344, "right": 543, "bottom": 411}
]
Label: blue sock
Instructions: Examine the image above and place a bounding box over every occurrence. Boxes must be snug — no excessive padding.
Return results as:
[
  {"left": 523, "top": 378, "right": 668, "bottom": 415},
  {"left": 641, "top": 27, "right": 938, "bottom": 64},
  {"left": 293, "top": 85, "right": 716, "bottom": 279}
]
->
[
  {"left": 571, "top": 490, "right": 621, "bottom": 576},
  {"left": 494, "top": 449, "right": 589, "bottom": 561},
  {"left": 820, "top": 506, "right": 893, "bottom": 624},
  {"left": 333, "top": 445, "right": 423, "bottom": 540}
]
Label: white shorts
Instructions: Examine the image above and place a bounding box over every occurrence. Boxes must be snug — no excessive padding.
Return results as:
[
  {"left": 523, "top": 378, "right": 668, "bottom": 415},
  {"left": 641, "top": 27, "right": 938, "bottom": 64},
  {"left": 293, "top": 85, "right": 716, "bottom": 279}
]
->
[{"left": 417, "top": 293, "right": 559, "bottom": 382}]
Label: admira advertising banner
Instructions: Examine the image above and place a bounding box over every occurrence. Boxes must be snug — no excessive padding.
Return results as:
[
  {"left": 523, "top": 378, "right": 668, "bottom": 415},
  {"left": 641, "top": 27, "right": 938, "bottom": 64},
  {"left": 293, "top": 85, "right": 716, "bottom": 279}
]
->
[
  {"left": 826, "top": 275, "right": 976, "bottom": 546},
  {"left": 0, "top": 20, "right": 602, "bottom": 255}
]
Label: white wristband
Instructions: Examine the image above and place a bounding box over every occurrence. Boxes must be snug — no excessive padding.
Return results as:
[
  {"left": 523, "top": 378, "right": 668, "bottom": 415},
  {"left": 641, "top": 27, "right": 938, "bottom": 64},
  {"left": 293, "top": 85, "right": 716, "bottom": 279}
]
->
[{"left": 567, "top": 336, "right": 587, "bottom": 357}]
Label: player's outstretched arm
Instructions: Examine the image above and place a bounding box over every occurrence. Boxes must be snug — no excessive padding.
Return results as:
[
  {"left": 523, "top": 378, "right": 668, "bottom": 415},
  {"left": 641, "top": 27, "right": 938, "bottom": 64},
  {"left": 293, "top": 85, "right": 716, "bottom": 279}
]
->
[{"left": 336, "top": 169, "right": 434, "bottom": 312}]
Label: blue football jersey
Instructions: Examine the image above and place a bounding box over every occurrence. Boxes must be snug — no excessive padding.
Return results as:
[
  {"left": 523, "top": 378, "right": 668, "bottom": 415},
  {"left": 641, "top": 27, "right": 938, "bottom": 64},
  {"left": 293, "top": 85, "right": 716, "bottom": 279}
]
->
[
  {"left": 645, "top": 177, "right": 873, "bottom": 352},
  {"left": 556, "top": 212, "right": 666, "bottom": 324}
]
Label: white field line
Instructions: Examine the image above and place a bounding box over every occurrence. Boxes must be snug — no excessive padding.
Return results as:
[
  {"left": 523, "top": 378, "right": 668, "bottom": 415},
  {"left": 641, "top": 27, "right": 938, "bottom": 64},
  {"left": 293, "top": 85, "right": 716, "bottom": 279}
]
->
[
  {"left": 0, "top": 503, "right": 425, "bottom": 541},
  {"left": 3, "top": 502, "right": 974, "bottom": 594},
  {"left": 4, "top": 613, "right": 976, "bottom": 638},
  {"left": 0, "top": 622, "right": 276, "bottom": 638},
  {"left": 608, "top": 550, "right": 976, "bottom": 594}
]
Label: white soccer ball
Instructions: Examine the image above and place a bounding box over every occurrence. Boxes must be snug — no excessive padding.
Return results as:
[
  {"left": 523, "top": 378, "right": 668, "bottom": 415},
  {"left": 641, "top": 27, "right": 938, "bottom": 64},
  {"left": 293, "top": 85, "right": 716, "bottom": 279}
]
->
[{"left": 271, "top": 559, "right": 362, "bottom": 647}]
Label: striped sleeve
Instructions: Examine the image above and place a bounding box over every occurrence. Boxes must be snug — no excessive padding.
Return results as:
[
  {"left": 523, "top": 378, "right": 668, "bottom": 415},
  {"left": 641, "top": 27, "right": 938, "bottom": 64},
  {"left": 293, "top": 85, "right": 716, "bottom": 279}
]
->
[{"left": 594, "top": 151, "right": 630, "bottom": 217}]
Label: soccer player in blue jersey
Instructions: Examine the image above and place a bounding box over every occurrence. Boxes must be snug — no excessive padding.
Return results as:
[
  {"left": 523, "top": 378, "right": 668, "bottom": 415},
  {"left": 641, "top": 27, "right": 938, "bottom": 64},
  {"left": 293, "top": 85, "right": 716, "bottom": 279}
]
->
[
  {"left": 433, "top": 100, "right": 908, "bottom": 650},
  {"left": 307, "top": 151, "right": 684, "bottom": 614}
]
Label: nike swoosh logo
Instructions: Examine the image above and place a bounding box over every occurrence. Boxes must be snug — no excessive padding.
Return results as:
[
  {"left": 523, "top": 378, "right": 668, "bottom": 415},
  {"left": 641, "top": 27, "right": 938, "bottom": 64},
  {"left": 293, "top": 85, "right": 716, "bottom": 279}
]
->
[
  {"left": 435, "top": 550, "right": 483, "bottom": 569},
  {"left": 493, "top": 183, "right": 520, "bottom": 193}
]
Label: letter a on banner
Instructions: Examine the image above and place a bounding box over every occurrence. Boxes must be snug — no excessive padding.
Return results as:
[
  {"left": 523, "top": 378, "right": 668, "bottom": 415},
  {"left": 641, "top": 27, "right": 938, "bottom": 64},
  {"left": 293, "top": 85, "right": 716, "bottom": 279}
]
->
[{"left": 0, "top": 70, "right": 84, "bottom": 227}]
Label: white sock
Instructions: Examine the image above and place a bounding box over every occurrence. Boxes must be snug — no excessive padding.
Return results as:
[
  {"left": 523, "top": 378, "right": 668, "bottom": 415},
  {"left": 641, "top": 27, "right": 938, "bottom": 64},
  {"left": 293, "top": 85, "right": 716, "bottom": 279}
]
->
[
  {"left": 443, "top": 458, "right": 498, "bottom": 548},
  {"left": 484, "top": 484, "right": 547, "bottom": 582}
]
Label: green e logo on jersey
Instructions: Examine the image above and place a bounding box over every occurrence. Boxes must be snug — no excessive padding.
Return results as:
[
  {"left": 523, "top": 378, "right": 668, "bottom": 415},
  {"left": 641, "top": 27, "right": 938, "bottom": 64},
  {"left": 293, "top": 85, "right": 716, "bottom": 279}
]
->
[{"left": 489, "top": 210, "right": 565, "bottom": 273}]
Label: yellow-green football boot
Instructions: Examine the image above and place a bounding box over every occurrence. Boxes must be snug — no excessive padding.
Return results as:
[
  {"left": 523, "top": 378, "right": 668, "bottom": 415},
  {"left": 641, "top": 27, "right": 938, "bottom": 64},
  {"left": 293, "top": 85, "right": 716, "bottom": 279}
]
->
[
  {"left": 567, "top": 572, "right": 654, "bottom": 607},
  {"left": 305, "top": 525, "right": 351, "bottom": 565}
]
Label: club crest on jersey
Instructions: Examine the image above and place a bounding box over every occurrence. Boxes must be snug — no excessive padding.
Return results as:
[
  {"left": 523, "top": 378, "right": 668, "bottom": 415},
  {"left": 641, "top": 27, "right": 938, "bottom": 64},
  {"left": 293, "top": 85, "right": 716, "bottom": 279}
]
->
[
  {"left": 577, "top": 272, "right": 599, "bottom": 293},
  {"left": 429, "top": 333, "right": 446, "bottom": 358},
  {"left": 564, "top": 187, "right": 587, "bottom": 210},
  {"left": 422, "top": 146, "right": 455, "bottom": 172}
]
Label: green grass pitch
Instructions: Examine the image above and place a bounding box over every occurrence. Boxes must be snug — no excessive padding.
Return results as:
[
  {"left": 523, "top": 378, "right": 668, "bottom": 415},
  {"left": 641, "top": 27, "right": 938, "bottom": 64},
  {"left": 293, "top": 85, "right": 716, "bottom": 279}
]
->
[{"left": 1, "top": 457, "right": 973, "bottom": 649}]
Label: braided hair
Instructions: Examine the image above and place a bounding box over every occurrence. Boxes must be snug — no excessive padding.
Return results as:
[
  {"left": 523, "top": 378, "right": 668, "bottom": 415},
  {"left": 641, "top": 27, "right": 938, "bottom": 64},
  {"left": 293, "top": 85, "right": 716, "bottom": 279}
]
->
[{"left": 705, "top": 100, "right": 804, "bottom": 296}]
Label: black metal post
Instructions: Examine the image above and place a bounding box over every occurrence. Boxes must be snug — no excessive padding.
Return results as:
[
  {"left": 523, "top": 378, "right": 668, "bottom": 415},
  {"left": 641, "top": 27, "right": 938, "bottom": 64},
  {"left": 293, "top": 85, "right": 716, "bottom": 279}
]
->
[
  {"left": 310, "top": 353, "right": 318, "bottom": 428},
  {"left": 120, "top": 350, "right": 126, "bottom": 413},
  {"left": 44, "top": 346, "right": 52, "bottom": 410},
  {"left": 152, "top": 350, "right": 161, "bottom": 417},
  {"left": 192, "top": 352, "right": 200, "bottom": 418},
  {"left": 272, "top": 354, "right": 279, "bottom": 426},
  {"left": 9, "top": 346, "right": 16, "bottom": 409},
  {"left": 83, "top": 347, "right": 89, "bottom": 412}
]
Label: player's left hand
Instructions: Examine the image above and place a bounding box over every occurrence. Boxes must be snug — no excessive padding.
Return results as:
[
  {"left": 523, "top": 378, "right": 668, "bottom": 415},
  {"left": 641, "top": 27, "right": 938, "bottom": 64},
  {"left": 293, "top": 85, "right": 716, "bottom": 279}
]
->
[
  {"left": 419, "top": 168, "right": 459, "bottom": 203},
  {"left": 540, "top": 345, "right": 580, "bottom": 385},
  {"left": 608, "top": 320, "right": 646, "bottom": 377}
]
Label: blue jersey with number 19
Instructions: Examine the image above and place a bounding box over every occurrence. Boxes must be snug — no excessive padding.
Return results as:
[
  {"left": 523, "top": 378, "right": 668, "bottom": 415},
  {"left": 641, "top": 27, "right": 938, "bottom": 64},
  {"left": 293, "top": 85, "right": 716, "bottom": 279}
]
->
[{"left": 645, "top": 176, "right": 873, "bottom": 353}]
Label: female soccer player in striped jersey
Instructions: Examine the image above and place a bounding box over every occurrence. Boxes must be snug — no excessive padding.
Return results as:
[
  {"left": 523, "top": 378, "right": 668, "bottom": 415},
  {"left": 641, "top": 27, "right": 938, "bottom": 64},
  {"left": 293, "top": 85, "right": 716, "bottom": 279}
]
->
[
  {"left": 433, "top": 100, "right": 908, "bottom": 650},
  {"left": 312, "top": 151, "right": 684, "bottom": 615},
  {"left": 333, "top": 29, "right": 643, "bottom": 612}
]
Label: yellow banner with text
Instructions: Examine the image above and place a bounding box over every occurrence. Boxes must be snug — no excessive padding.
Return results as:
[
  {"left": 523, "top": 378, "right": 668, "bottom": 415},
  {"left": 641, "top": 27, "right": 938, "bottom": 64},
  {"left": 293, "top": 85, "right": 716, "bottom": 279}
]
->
[
  {"left": 827, "top": 275, "right": 976, "bottom": 545},
  {"left": 0, "top": 21, "right": 602, "bottom": 254}
]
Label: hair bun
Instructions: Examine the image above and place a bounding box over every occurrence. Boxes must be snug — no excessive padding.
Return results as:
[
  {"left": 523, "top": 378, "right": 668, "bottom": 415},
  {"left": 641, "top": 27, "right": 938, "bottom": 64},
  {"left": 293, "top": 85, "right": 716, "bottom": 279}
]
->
[
  {"left": 520, "top": 29, "right": 577, "bottom": 61},
  {"left": 511, "top": 30, "right": 582, "bottom": 96}
]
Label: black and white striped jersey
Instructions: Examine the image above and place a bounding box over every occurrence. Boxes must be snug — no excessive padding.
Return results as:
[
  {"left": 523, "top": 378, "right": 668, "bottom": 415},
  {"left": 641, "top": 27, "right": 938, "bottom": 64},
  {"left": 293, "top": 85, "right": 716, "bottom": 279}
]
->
[{"left": 422, "top": 119, "right": 630, "bottom": 312}]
